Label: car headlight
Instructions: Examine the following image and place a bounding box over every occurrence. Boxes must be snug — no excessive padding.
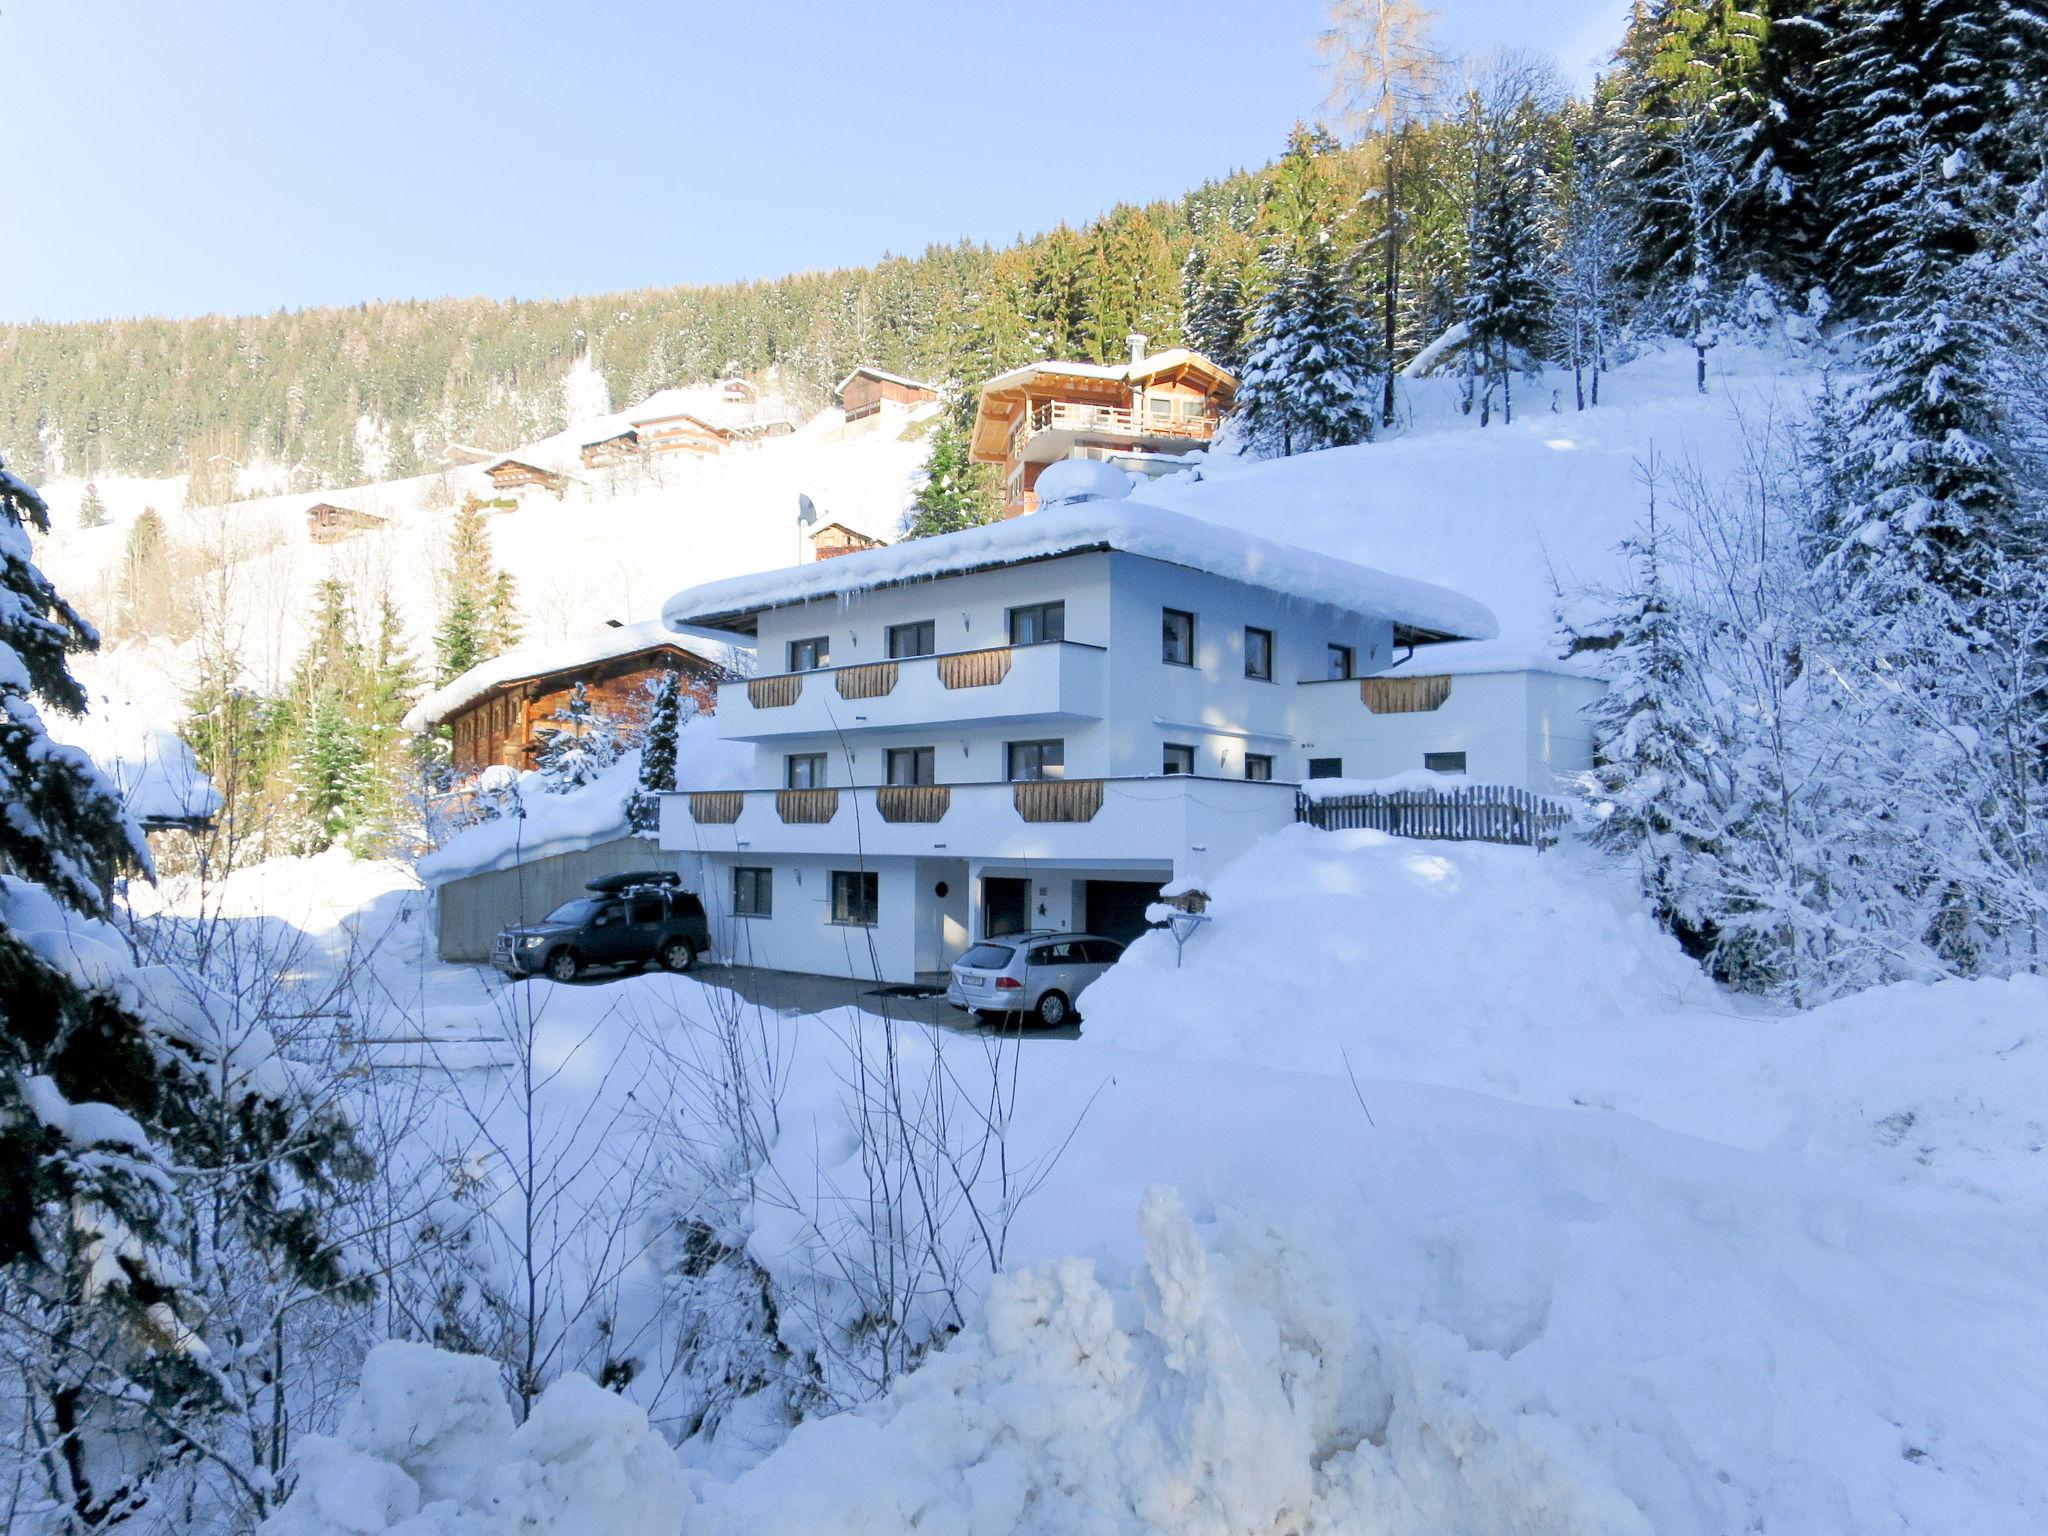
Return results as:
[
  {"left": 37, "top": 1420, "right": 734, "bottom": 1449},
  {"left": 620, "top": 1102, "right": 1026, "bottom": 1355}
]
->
[{"left": 520, "top": 935, "right": 545, "bottom": 950}]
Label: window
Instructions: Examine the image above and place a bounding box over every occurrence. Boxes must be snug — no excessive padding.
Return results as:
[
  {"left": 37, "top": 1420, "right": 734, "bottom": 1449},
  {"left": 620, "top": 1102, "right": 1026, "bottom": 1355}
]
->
[
  {"left": 627, "top": 896, "right": 664, "bottom": 925},
  {"left": 1180, "top": 398, "right": 1209, "bottom": 423},
  {"left": 1006, "top": 739, "right": 1065, "bottom": 781},
  {"left": 1162, "top": 743, "right": 1195, "bottom": 776},
  {"left": 1307, "top": 757, "right": 1343, "bottom": 780},
  {"left": 887, "top": 620, "right": 935, "bottom": 659},
  {"left": 590, "top": 904, "right": 624, "bottom": 929},
  {"left": 960, "top": 942, "right": 1014, "bottom": 969},
  {"left": 1082, "top": 939, "right": 1126, "bottom": 964},
  {"left": 1008, "top": 601, "right": 1066, "bottom": 646},
  {"left": 830, "top": 870, "right": 879, "bottom": 926},
  {"left": 1029, "top": 939, "right": 1088, "bottom": 965},
  {"left": 1245, "top": 753, "right": 1274, "bottom": 782},
  {"left": 1244, "top": 626, "right": 1273, "bottom": 681},
  {"left": 1424, "top": 751, "right": 1468, "bottom": 775},
  {"left": 886, "top": 746, "right": 936, "bottom": 786},
  {"left": 788, "top": 635, "right": 829, "bottom": 671},
  {"left": 1327, "top": 643, "right": 1355, "bottom": 681},
  {"left": 1149, "top": 395, "right": 1172, "bottom": 420},
  {"left": 785, "top": 752, "right": 827, "bottom": 789},
  {"left": 1162, "top": 608, "right": 1196, "bottom": 667},
  {"left": 732, "top": 866, "right": 772, "bottom": 917}
]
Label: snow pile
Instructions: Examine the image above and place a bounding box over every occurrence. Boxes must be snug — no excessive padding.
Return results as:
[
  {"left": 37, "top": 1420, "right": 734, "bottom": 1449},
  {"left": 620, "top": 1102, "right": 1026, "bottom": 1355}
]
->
[
  {"left": 663, "top": 498, "right": 1499, "bottom": 642},
  {"left": 262, "top": 1343, "right": 683, "bottom": 1536},
  {"left": 1034, "top": 456, "right": 1133, "bottom": 507}
]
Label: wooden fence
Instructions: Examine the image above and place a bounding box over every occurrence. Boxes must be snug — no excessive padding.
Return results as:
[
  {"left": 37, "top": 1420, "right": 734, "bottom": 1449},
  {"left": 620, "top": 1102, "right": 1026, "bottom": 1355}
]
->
[{"left": 1296, "top": 783, "right": 1573, "bottom": 849}]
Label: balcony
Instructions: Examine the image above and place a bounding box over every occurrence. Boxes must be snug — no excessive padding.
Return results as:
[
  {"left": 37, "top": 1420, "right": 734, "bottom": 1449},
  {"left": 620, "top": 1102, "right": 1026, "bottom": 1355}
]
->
[
  {"left": 659, "top": 774, "right": 1298, "bottom": 871},
  {"left": 1010, "top": 399, "right": 1220, "bottom": 464},
  {"left": 713, "top": 641, "right": 1107, "bottom": 741}
]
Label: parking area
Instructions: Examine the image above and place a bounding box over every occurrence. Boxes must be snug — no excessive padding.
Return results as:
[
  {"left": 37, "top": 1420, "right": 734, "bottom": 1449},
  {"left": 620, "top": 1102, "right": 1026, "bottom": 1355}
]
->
[{"left": 691, "top": 962, "right": 1083, "bottom": 1040}]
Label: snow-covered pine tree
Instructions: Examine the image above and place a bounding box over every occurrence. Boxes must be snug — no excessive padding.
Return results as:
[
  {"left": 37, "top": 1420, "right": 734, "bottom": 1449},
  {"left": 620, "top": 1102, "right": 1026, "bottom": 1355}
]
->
[
  {"left": 534, "top": 681, "right": 622, "bottom": 792},
  {"left": 0, "top": 454, "right": 368, "bottom": 1528},
  {"left": 903, "top": 414, "right": 998, "bottom": 538},
  {"left": 1456, "top": 53, "right": 1560, "bottom": 422},
  {"left": 76, "top": 481, "right": 107, "bottom": 530},
  {"left": 1551, "top": 94, "right": 1629, "bottom": 408},
  {"left": 1233, "top": 230, "right": 1382, "bottom": 457},
  {"left": 627, "top": 669, "right": 692, "bottom": 833},
  {"left": 1180, "top": 240, "right": 1250, "bottom": 375}
]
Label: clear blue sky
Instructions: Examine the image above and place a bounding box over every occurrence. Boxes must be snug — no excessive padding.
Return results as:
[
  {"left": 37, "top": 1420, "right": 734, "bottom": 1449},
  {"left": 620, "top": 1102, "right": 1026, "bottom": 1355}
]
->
[{"left": 1, "top": 0, "right": 1628, "bottom": 323}]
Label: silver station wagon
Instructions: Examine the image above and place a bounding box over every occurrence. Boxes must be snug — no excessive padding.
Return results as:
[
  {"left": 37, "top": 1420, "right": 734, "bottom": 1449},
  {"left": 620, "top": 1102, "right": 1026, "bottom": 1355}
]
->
[{"left": 946, "top": 931, "right": 1127, "bottom": 1027}]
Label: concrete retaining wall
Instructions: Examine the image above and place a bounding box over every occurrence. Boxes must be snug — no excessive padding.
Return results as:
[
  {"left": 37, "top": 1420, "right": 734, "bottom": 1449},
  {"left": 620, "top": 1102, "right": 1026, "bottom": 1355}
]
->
[{"left": 432, "top": 836, "right": 674, "bottom": 962}]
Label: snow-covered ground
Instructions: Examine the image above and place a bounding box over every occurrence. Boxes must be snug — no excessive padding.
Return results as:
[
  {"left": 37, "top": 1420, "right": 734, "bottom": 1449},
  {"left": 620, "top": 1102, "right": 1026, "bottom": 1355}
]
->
[{"left": 225, "top": 813, "right": 2047, "bottom": 1536}]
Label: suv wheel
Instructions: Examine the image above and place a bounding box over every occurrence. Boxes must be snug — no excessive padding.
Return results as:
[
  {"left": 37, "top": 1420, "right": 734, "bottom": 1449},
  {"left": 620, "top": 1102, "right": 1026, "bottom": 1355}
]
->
[
  {"left": 659, "top": 937, "right": 697, "bottom": 973},
  {"left": 547, "top": 949, "right": 581, "bottom": 983},
  {"left": 1034, "top": 990, "right": 1071, "bottom": 1028}
]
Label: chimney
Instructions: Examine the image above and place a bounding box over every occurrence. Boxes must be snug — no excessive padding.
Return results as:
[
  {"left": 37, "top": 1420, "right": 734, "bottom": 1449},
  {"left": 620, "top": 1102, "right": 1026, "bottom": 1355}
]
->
[{"left": 1126, "top": 332, "right": 1147, "bottom": 366}]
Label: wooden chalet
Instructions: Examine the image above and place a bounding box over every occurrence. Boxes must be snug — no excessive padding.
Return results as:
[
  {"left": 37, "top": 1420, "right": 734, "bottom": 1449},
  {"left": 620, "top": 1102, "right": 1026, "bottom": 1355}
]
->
[
  {"left": 969, "top": 335, "right": 1236, "bottom": 517},
  {"left": 579, "top": 429, "right": 642, "bottom": 469},
  {"left": 836, "top": 365, "right": 939, "bottom": 423},
  {"left": 305, "top": 502, "right": 388, "bottom": 543},
  {"left": 484, "top": 458, "right": 571, "bottom": 496},
  {"left": 628, "top": 402, "right": 732, "bottom": 457},
  {"left": 810, "top": 521, "right": 888, "bottom": 561},
  {"left": 407, "top": 620, "right": 733, "bottom": 781}
]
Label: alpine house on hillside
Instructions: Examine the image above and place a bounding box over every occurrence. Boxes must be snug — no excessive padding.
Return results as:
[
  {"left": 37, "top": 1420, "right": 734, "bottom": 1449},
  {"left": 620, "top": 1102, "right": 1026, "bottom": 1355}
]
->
[
  {"left": 970, "top": 335, "right": 1236, "bottom": 517},
  {"left": 654, "top": 492, "right": 1514, "bottom": 984}
]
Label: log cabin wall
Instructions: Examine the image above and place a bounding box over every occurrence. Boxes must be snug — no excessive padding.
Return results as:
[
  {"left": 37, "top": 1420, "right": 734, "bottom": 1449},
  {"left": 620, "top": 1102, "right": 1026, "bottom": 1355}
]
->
[
  {"left": 842, "top": 374, "right": 936, "bottom": 421},
  {"left": 442, "top": 648, "right": 728, "bottom": 778}
]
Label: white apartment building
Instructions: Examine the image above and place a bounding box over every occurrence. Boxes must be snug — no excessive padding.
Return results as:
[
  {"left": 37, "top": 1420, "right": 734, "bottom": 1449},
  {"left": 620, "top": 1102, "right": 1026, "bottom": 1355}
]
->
[{"left": 655, "top": 500, "right": 1596, "bottom": 983}]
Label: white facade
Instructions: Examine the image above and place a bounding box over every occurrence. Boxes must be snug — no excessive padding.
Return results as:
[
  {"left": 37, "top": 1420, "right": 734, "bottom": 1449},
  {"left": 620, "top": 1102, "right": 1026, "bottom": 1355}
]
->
[{"left": 656, "top": 514, "right": 1596, "bottom": 983}]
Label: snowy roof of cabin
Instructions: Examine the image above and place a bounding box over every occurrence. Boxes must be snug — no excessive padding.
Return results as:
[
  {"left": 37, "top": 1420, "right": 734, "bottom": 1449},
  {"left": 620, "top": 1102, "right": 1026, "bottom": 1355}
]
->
[
  {"left": 401, "top": 619, "right": 736, "bottom": 733},
  {"left": 662, "top": 500, "right": 1497, "bottom": 643},
  {"left": 835, "top": 365, "right": 939, "bottom": 397},
  {"left": 626, "top": 386, "right": 756, "bottom": 428},
  {"left": 978, "top": 348, "right": 1238, "bottom": 395}
]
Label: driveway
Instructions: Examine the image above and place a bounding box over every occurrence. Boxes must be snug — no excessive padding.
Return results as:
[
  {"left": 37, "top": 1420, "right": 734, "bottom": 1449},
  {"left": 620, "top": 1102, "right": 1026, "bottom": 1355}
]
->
[{"left": 689, "top": 962, "right": 1082, "bottom": 1040}]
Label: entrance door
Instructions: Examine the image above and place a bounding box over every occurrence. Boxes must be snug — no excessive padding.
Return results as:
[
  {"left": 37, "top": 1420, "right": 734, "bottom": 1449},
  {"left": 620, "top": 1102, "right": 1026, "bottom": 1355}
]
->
[
  {"left": 1083, "top": 880, "right": 1164, "bottom": 946},
  {"left": 983, "top": 877, "right": 1031, "bottom": 938}
]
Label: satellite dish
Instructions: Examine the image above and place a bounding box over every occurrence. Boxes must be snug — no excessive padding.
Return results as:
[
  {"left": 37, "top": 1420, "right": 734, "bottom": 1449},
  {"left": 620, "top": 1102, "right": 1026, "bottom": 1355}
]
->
[{"left": 796, "top": 493, "right": 818, "bottom": 526}]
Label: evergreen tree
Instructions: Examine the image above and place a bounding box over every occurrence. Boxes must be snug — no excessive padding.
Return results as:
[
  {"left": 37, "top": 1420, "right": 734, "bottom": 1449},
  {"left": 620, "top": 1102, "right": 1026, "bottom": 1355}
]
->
[
  {"left": 903, "top": 414, "right": 1000, "bottom": 538},
  {"left": 628, "top": 669, "right": 689, "bottom": 832},
  {"left": 436, "top": 495, "right": 520, "bottom": 681},
  {"left": 1083, "top": 204, "right": 1182, "bottom": 362},
  {"left": 1233, "top": 229, "right": 1382, "bottom": 457},
  {"left": 1180, "top": 239, "right": 1251, "bottom": 373},
  {"left": 76, "top": 480, "right": 107, "bottom": 530},
  {"left": 535, "top": 682, "right": 622, "bottom": 792},
  {"left": 1022, "top": 225, "right": 1092, "bottom": 359},
  {"left": 1550, "top": 95, "right": 1629, "bottom": 408},
  {"left": 1, "top": 454, "right": 367, "bottom": 1527}
]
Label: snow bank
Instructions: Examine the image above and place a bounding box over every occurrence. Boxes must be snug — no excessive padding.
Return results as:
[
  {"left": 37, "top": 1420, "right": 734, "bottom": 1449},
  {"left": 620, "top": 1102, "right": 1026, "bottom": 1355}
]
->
[
  {"left": 262, "top": 1343, "right": 683, "bottom": 1536},
  {"left": 417, "top": 721, "right": 748, "bottom": 887},
  {"left": 1034, "top": 456, "right": 1133, "bottom": 506},
  {"left": 663, "top": 498, "right": 1499, "bottom": 643}
]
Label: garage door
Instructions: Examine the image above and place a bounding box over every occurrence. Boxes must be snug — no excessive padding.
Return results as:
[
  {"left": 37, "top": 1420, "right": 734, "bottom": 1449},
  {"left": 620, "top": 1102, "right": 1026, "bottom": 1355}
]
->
[{"left": 1083, "top": 880, "right": 1164, "bottom": 946}]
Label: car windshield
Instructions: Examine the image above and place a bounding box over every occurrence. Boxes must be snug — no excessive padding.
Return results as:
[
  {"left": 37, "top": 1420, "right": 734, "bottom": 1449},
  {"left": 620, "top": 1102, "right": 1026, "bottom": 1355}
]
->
[
  {"left": 960, "top": 943, "right": 1014, "bottom": 969},
  {"left": 543, "top": 898, "right": 601, "bottom": 925}
]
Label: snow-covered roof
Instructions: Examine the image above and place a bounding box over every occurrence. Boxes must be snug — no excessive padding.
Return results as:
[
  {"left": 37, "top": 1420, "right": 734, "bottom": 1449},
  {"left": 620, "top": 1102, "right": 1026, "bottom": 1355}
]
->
[
  {"left": 662, "top": 499, "right": 1497, "bottom": 644},
  {"left": 401, "top": 619, "right": 736, "bottom": 733},
  {"left": 835, "top": 365, "right": 939, "bottom": 398},
  {"left": 979, "top": 348, "right": 1238, "bottom": 396}
]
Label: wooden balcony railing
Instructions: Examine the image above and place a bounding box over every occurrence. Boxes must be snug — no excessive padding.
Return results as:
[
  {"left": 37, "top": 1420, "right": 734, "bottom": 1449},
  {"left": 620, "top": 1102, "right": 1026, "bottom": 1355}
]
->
[
  {"left": 876, "top": 784, "right": 950, "bottom": 823},
  {"left": 835, "top": 662, "right": 898, "bottom": 700},
  {"left": 748, "top": 673, "right": 803, "bottom": 709},
  {"left": 689, "top": 791, "right": 744, "bottom": 824},
  {"left": 1012, "top": 778, "right": 1104, "bottom": 823},
  {"left": 775, "top": 788, "right": 839, "bottom": 824},
  {"left": 936, "top": 647, "right": 1013, "bottom": 690},
  {"left": 1028, "top": 399, "right": 1219, "bottom": 441},
  {"left": 1360, "top": 674, "right": 1453, "bottom": 714}
]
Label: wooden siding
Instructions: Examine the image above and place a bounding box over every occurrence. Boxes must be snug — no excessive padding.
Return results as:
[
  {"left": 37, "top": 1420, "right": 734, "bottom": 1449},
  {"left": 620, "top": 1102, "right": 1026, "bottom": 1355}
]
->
[
  {"left": 441, "top": 646, "right": 727, "bottom": 780},
  {"left": 689, "top": 791, "right": 744, "bottom": 824},
  {"left": 776, "top": 788, "right": 839, "bottom": 824},
  {"left": 937, "top": 647, "right": 1013, "bottom": 689},
  {"left": 1360, "top": 674, "right": 1453, "bottom": 713},
  {"left": 876, "top": 785, "right": 950, "bottom": 823},
  {"left": 748, "top": 673, "right": 804, "bottom": 709},
  {"left": 834, "top": 662, "right": 898, "bottom": 699},
  {"left": 1013, "top": 778, "right": 1104, "bottom": 823}
]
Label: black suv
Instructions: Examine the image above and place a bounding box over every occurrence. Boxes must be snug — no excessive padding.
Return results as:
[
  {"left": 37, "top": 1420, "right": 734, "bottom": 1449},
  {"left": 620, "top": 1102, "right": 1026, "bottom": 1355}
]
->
[{"left": 491, "top": 872, "right": 710, "bottom": 983}]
